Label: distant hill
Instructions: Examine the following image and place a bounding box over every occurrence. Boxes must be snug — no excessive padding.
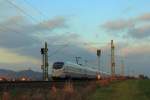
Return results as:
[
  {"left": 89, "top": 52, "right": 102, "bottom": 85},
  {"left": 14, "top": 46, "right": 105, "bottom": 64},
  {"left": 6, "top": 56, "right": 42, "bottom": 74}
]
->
[
  {"left": 15, "top": 69, "right": 43, "bottom": 80},
  {"left": 0, "top": 69, "right": 43, "bottom": 80},
  {"left": 0, "top": 69, "right": 15, "bottom": 79}
]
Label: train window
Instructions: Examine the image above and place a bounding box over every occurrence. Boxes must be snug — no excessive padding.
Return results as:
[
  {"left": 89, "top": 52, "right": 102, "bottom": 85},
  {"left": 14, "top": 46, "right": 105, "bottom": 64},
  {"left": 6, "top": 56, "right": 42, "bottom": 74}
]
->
[{"left": 53, "top": 62, "right": 64, "bottom": 69}]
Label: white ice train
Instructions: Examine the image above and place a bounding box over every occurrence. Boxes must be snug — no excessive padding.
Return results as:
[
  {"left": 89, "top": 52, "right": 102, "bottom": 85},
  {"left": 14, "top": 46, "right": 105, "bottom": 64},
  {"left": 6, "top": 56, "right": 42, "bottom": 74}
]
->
[{"left": 52, "top": 61, "right": 110, "bottom": 80}]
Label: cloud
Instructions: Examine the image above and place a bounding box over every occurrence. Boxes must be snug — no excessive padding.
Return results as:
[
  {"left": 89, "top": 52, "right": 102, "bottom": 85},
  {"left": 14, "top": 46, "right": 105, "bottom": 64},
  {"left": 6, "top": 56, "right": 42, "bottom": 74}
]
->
[
  {"left": 128, "top": 24, "right": 150, "bottom": 39},
  {"left": 0, "top": 48, "right": 40, "bottom": 64},
  {"left": 38, "top": 17, "right": 67, "bottom": 30},
  {"left": 101, "top": 12, "right": 150, "bottom": 39},
  {"left": 122, "top": 45, "right": 150, "bottom": 76},
  {"left": 0, "top": 16, "right": 67, "bottom": 34},
  {"left": 0, "top": 16, "right": 67, "bottom": 48},
  {"left": 0, "top": 15, "right": 73, "bottom": 71},
  {"left": 0, "top": 15, "right": 96, "bottom": 71},
  {"left": 0, "top": 32, "right": 91, "bottom": 71},
  {"left": 47, "top": 33, "right": 80, "bottom": 44},
  {"left": 15, "top": 33, "right": 81, "bottom": 59},
  {"left": 0, "top": 16, "right": 36, "bottom": 48},
  {"left": 138, "top": 13, "right": 150, "bottom": 21},
  {"left": 120, "top": 43, "right": 150, "bottom": 56},
  {"left": 102, "top": 19, "right": 134, "bottom": 32}
]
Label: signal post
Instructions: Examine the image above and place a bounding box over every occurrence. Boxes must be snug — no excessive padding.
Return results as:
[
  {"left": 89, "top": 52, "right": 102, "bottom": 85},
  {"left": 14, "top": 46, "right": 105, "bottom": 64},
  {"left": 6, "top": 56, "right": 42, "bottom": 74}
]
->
[
  {"left": 111, "top": 40, "right": 116, "bottom": 80},
  {"left": 97, "top": 49, "right": 101, "bottom": 80},
  {"left": 41, "top": 42, "right": 49, "bottom": 81}
]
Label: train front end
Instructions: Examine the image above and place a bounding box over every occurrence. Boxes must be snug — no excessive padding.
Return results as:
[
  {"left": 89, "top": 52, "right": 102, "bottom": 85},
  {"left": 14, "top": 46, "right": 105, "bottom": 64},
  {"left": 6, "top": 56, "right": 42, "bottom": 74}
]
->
[{"left": 52, "top": 62, "right": 66, "bottom": 79}]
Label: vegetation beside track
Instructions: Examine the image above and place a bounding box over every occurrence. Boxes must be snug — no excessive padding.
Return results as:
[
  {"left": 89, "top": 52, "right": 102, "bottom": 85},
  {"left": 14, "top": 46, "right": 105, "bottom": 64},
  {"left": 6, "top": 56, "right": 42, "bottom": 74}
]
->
[
  {"left": 1, "top": 79, "right": 150, "bottom": 100},
  {"left": 88, "top": 79, "right": 150, "bottom": 100}
]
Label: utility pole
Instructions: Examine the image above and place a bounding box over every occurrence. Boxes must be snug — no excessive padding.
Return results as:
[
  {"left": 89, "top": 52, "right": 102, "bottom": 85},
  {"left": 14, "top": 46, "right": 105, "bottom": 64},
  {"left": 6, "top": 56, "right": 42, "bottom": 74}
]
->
[
  {"left": 111, "top": 40, "right": 115, "bottom": 78},
  {"left": 41, "top": 42, "right": 49, "bottom": 81}
]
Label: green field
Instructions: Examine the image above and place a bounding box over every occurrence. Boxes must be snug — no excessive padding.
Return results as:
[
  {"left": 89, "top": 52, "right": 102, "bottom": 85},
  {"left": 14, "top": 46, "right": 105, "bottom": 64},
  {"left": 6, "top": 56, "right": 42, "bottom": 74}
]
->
[
  {"left": 1, "top": 80, "right": 150, "bottom": 100},
  {"left": 88, "top": 80, "right": 150, "bottom": 100}
]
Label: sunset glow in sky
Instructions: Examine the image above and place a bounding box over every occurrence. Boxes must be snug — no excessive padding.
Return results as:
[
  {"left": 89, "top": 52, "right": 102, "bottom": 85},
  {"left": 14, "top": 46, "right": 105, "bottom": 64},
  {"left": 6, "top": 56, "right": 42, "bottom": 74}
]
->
[{"left": 0, "top": 0, "right": 150, "bottom": 76}]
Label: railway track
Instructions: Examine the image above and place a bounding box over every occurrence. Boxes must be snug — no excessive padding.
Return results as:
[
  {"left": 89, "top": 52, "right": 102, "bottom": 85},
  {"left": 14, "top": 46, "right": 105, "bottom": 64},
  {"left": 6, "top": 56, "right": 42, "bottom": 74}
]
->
[{"left": 0, "top": 80, "right": 94, "bottom": 90}]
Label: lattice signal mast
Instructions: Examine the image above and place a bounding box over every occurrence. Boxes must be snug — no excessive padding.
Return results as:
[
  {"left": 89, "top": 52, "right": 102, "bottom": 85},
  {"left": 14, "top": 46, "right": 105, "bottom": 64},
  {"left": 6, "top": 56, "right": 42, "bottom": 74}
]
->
[
  {"left": 121, "top": 58, "right": 124, "bottom": 77},
  {"left": 41, "top": 42, "right": 49, "bottom": 81},
  {"left": 97, "top": 49, "right": 101, "bottom": 72},
  {"left": 111, "top": 40, "right": 115, "bottom": 77}
]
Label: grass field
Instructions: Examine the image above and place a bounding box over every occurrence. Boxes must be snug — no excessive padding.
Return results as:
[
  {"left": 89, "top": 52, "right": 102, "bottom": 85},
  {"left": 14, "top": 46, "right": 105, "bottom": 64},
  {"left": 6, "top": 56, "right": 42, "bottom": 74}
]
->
[
  {"left": 88, "top": 80, "right": 150, "bottom": 100},
  {"left": 1, "top": 79, "right": 150, "bottom": 100}
]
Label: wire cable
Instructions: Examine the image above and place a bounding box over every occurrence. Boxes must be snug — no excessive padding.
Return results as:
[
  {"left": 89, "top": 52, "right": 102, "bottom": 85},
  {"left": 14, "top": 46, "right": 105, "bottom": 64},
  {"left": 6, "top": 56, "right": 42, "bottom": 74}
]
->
[
  {"left": 22, "top": 0, "right": 47, "bottom": 20},
  {"left": 5, "top": 0, "right": 38, "bottom": 23}
]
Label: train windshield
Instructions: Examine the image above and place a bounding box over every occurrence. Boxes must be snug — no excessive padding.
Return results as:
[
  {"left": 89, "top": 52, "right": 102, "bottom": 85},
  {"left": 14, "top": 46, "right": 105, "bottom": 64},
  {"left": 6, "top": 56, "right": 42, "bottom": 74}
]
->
[{"left": 53, "top": 62, "right": 64, "bottom": 69}]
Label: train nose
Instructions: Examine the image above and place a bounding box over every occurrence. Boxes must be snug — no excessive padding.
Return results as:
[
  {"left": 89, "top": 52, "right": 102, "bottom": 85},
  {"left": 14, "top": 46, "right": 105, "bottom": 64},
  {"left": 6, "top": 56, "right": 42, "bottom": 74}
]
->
[{"left": 52, "top": 69, "right": 64, "bottom": 77}]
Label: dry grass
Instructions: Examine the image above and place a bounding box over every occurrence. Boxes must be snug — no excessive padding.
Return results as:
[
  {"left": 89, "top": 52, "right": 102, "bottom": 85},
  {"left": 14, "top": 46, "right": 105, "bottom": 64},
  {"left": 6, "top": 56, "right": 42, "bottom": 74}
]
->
[{"left": 0, "top": 81, "right": 102, "bottom": 100}]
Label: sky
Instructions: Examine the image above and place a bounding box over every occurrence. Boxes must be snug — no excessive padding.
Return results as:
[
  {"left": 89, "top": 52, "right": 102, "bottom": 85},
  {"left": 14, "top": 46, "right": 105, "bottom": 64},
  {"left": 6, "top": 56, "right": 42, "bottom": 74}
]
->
[{"left": 0, "top": 0, "right": 150, "bottom": 76}]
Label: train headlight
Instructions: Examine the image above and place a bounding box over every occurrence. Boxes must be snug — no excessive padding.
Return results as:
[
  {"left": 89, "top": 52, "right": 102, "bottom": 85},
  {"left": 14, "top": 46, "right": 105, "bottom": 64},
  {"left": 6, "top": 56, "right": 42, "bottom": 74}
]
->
[
  {"left": 0, "top": 78, "right": 3, "bottom": 81},
  {"left": 97, "top": 74, "right": 101, "bottom": 80},
  {"left": 21, "top": 77, "right": 26, "bottom": 81}
]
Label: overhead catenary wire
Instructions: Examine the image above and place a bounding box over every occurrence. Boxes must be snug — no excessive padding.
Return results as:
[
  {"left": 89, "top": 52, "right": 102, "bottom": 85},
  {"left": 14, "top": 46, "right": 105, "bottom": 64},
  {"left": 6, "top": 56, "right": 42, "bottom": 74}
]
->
[
  {"left": 22, "top": 0, "right": 47, "bottom": 20},
  {"left": 3, "top": 0, "right": 72, "bottom": 60},
  {"left": 48, "top": 44, "right": 69, "bottom": 58},
  {"left": 0, "top": 0, "right": 39, "bottom": 35},
  {"left": 5, "top": 0, "right": 38, "bottom": 23},
  {"left": 0, "top": 0, "right": 59, "bottom": 46},
  {"left": 3, "top": 0, "right": 64, "bottom": 37}
]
